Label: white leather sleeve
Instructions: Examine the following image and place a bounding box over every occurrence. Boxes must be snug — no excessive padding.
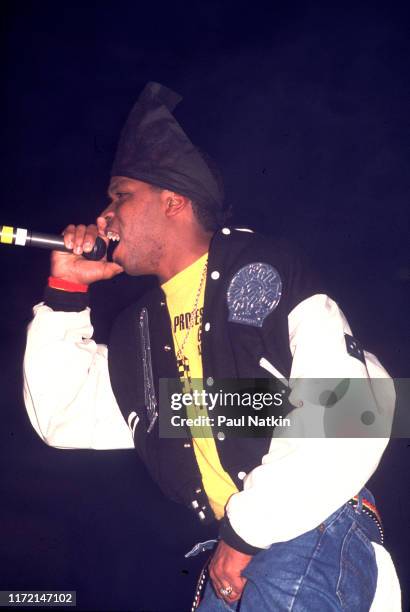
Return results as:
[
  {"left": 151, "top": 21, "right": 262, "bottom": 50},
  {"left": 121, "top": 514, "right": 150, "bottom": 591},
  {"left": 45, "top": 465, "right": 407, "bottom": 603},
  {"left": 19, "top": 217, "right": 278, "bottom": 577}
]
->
[
  {"left": 370, "top": 543, "right": 402, "bottom": 611},
  {"left": 23, "top": 303, "right": 134, "bottom": 450},
  {"left": 225, "top": 294, "right": 396, "bottom": 548}
]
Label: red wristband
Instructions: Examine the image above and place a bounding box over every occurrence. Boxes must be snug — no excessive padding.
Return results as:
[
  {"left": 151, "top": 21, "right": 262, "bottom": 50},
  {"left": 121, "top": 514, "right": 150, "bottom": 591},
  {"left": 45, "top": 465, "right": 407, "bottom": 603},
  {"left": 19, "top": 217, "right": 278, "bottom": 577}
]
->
[{"left": 48, "top": 276, "right": 89, "bottom": 293}]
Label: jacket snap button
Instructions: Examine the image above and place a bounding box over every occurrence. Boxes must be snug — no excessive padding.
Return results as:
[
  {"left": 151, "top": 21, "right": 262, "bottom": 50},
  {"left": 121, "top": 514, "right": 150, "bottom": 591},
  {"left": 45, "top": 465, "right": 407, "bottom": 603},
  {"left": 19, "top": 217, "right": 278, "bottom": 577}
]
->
[
  {"left": 217, "top": 431, "right": 225, "bottom": 441},
  {"left": 211, "top": 271, "right": 220, "bottom": 280},
  {"left": 191, "top": 500, "right": 199, "bottom": 509},
  {"left": 206, "top": 377, "right": 214, "bottom": 386},
  {"left": 204, "top": 322, "right": 211, "bottom": 332},
  {"left": 160, "top": 301, "right": 166, "bottom": 307},
  {"left": 238, "top": 471, "right": 246, "bottom": 480},
  {"left": 222, "top": 227, "right": 231, "bottom": 235},
  {"left": 164, "top": 344, "right": 172, "bottom": 351},
  {"left": 198, "top": 510, "right": 206, "bottom": 520}
]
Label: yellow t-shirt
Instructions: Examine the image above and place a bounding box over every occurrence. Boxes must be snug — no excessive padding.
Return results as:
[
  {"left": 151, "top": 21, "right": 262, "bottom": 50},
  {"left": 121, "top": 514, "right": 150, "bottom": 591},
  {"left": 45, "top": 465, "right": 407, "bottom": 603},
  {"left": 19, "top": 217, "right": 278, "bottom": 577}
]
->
[{"left": 162, "top": 253, "right": 238, "bottom": 519}]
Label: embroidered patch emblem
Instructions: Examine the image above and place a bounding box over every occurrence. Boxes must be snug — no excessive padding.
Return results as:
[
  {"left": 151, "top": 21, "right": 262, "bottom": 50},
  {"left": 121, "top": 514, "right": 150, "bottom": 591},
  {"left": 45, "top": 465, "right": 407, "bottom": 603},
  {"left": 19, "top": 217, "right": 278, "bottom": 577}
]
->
[{"left": 227, "top": 263, "right": 282, "bottom": 327}]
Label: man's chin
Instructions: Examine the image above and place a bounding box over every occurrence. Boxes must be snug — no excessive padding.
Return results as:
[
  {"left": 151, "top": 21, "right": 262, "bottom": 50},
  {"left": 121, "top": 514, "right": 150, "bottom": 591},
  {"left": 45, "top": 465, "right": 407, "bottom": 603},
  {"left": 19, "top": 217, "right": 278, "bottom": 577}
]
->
[
  {"left": 112, "top": 247, "right": 148, "bottom": 276},
  {"left": 111, "top": 245, "right": 123, "bottom": 265},
  {"left": 113, "top": 252, "right": 138, "bottom": 276}
]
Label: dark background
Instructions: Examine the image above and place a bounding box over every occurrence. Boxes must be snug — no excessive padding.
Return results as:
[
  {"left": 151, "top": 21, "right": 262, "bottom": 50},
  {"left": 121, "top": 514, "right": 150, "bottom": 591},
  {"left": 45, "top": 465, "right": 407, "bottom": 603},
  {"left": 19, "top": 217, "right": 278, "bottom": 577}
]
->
[{"left": 0, "top": 2, "right": 409, "bottom": 611}]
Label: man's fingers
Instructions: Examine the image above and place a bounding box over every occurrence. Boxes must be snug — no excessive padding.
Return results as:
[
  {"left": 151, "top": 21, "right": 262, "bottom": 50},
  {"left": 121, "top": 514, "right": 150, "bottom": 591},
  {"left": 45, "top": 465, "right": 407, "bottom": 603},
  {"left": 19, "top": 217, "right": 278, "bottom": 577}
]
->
[
  {"left": 209, "top": 567, "right": 246, "bottom": 602},
  {"left": 83, "top": 224, "right": 100, "bottom": 252},
  {"left": 215, "top": 583, "right": 242, "bottom": 603},
  {"left": 96, "top": 216, "right": 108, "bottom": 236},
  {"left": 62, "top": 224, "right": 98, "bottom": 254},
  {"left": 73, "top": 225, "right": 87, "bottom": 254},
  {"left": 229, "top": 576, "right": 247, "bottom": 601},
  {"left": 219, "top": 585, "right": 240, "bottom": 602},
  {"left": 208, "top": 540, "right": 252, "bottom": 603},
  {"left": 62, "top": 224, "right": 76, "bottom": 250},
  {"left": 220, "top": 577, "right": 246, "bottom": 601}
]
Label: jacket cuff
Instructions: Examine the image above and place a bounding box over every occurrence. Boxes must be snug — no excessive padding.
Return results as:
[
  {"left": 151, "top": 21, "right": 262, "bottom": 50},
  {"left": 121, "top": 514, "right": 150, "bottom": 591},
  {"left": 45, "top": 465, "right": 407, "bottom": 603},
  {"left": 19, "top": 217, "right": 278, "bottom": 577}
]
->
[
  {"left": 219, "top": 515, "right": 265, "bottom": 556},
  {"left": 44, "top": 286, "right": 89, "bottom": 312}
]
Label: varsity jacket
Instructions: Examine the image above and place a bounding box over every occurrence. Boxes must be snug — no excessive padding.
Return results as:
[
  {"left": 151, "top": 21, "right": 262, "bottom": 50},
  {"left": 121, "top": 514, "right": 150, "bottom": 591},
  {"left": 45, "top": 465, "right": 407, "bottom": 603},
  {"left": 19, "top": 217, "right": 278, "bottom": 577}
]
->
[{"left": 23, "top": 228, "right": 395, "bottom": 554}]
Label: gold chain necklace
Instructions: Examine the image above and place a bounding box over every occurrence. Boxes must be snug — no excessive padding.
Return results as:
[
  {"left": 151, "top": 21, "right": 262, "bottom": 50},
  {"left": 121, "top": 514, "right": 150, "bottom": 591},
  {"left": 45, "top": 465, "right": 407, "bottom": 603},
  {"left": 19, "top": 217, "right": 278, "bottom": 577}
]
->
[{"left": 176, "top": 260, "right": 208, "bottom": 360}]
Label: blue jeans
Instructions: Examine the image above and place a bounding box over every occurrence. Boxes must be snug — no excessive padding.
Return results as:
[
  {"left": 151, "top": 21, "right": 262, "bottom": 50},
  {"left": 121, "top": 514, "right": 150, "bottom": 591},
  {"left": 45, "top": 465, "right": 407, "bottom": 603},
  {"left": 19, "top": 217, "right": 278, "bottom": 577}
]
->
[{"left": 198, "top": 488, "right": 379, "bottom": 611}]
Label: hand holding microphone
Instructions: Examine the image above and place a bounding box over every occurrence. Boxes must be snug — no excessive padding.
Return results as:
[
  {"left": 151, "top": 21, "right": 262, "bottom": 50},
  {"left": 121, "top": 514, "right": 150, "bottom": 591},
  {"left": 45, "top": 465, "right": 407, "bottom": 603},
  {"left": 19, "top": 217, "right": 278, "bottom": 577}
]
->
[
  {"left": 0, "top": 220, "right": 124, "bottom": 286},
  {"left": 50, "top": 221, "right": 123, "bottom": 286}
]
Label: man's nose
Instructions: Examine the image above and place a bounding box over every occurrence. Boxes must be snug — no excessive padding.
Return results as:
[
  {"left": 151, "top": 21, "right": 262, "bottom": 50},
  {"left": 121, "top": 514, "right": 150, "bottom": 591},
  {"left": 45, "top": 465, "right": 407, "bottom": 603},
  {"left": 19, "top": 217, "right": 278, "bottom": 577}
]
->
[{"left": 99, "top": 202, "right": 116, "bottom": 220}]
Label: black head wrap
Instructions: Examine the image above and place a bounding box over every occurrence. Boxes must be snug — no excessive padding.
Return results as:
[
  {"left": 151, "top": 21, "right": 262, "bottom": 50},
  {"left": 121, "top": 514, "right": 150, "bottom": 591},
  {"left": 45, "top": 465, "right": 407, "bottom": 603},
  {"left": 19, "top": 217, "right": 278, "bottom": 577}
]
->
[{"left": 111, "top": 82, "right": 224, "bottom": 211}]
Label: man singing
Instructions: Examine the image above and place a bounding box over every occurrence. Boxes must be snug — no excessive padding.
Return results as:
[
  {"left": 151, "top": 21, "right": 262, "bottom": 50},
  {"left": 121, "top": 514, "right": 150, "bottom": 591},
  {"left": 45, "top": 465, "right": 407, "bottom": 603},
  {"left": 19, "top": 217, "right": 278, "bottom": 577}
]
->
[{"left": 24, "top": 82, "right": 401, "bottom": 610}]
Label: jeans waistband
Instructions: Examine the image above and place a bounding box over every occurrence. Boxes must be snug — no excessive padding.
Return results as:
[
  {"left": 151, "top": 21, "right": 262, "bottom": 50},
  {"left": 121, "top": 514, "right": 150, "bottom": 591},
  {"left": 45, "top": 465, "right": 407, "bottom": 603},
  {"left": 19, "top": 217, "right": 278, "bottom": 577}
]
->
[{"left": 349, "top": 487, "right": 383, "bottom": 545}]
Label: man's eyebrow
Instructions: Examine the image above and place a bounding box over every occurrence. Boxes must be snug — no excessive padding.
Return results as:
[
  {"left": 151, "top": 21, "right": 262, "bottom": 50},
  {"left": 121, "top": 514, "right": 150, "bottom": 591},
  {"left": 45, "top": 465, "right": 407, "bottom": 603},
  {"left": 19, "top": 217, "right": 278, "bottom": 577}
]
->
[{"left": 107, "top": 181, "right": 122, "bottom": 196}]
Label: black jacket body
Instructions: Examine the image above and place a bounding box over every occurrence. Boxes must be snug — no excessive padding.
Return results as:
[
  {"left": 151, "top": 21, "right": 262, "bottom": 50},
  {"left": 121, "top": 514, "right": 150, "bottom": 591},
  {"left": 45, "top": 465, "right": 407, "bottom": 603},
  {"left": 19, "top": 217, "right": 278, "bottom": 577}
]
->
[{"left": 107, "top": 229, "right": 321, "bottom": 550}]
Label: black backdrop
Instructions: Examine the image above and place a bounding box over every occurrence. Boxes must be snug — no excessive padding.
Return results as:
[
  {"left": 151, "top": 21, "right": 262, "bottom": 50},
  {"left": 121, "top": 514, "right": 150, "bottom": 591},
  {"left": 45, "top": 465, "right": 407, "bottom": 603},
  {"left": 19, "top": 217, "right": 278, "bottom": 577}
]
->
[{"left": 0, "top": 2, "right": 409, "bottom": 611}]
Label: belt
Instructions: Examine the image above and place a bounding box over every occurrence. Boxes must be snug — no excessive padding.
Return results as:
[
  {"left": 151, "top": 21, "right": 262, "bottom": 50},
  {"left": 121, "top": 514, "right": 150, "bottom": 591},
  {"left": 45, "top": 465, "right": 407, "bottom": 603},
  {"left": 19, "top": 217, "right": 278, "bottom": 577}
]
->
[
  {"left": 348, "top": 496, "right": 384, "bottom": 544},
  {"left": 191, "top": 560, "right": 209, "bottom": 612}
]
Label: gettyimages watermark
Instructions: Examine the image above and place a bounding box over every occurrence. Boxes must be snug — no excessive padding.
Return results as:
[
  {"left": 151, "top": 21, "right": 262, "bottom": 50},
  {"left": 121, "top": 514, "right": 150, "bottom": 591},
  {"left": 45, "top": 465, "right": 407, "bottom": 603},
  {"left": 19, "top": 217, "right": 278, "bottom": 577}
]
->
[
  {"left": 169, "top": 387, "right": 290, "bottom": 430},
  {"left": 158, "top": 377, "right": 409, "bottom": 439}
]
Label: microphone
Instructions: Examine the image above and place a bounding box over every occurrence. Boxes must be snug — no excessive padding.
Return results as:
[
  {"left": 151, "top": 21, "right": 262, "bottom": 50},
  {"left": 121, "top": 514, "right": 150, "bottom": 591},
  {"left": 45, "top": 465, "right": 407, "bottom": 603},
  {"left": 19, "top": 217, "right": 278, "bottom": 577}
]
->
[{"left": 0, "top": 225, "right": 107, "bottom": 261}]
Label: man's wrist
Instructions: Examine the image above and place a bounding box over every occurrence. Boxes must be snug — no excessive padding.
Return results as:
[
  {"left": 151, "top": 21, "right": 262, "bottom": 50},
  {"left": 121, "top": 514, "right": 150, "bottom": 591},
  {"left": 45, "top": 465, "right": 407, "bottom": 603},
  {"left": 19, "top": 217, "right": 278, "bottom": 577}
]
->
[
  {"left": 219, "top": 515, "right": 264, "bottom": 556},
  {"left": 48, "top": 276, "right": 89, "bottom": 293},
  {"left": 44, "top": 281, "right": 90, "bottom": 312}
]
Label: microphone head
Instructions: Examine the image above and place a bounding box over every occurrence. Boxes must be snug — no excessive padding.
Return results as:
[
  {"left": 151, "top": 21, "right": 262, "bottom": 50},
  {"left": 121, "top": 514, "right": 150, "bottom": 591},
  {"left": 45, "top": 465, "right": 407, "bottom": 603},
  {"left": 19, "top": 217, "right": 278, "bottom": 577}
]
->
[{"left": 82, "top": 236, "right": 107, "bottom": 261}]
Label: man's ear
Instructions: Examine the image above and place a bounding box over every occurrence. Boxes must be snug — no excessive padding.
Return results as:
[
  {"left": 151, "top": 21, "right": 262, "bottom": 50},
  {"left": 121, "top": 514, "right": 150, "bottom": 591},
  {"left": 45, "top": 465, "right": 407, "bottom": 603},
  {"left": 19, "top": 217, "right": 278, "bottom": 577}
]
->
[{"left": 164, "top": 191, "right": 190, "bottom": 217}]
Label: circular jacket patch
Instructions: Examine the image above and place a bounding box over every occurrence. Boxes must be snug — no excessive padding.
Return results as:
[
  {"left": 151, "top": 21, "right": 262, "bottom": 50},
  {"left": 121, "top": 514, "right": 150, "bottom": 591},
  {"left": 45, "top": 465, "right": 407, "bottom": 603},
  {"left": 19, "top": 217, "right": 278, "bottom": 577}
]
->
[{"left": 226, "top": 263, "right": 282, "bottom": 327}]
